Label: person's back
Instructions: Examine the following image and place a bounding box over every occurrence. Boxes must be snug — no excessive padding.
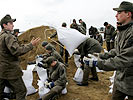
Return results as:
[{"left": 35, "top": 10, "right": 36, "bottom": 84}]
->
[{"left": 78, "top": 38, "right": 102, "bottom": 57}]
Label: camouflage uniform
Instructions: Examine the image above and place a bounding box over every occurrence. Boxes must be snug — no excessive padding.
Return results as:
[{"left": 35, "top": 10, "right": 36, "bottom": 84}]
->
[
  {"left": 95, "top": 33, "right": 103, "bottom": 46},
  {"left": 77, "top": 38, "right": 103, "bottom": 84},
  {"left": 45, "top": 45, "right": 64, "bottom": 64},
  {"left": 42, "top": 59, "right": 67, "bottom": 100},
  {"left": 98, "top": 22, "right": 133, "bottom": 99},
  {"left": 104, "top": 24, "right": 115, "bottom": 51},
  {"left": 0, "top": 29, "right": 33, "bottom": 100}
]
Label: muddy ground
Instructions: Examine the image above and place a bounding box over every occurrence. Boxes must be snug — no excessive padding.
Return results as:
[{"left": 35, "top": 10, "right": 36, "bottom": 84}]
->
[{"left": 18, "top": 26, "right": 113, "bottom": 100}]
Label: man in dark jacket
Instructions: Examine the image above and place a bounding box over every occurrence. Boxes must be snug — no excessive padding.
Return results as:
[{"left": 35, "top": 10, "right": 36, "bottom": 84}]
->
[
  {"left": 38, "top": 56, "right": 67, "bottom": 100},
  {"left": 104, "top": 22, "right": 115, "bottom": 51},
  {"left": 96, "top": 1, "right": 133, "bottom": 100},
  {"left": 0, "top": 14, "right": 40, "bottom": 100},
  {"left": 77, "top": 38, "right": 103, "bottom": 86}
]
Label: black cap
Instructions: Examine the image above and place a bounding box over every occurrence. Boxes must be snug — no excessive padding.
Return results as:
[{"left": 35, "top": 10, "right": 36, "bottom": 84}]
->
[
  {"left": 113, "top": 1, "right": 133, "bottom": 12},
  {"left": 42, "top": 41, "right": 48, "bottom": 47},
  {"left": 14, "top": 29, "right": 20, "bottom": 33},
  {"left": 62, "top": 22, "right": 67, "bottom": 27},
  {"left": 104, "top": 22, "right": 108, "bottom": 26},
  {"left": 0, "top": 14, "right": 16, "bottom": 25},
  {"left": 45, "top": 45, "right": 53, "bottom": 51},
  {"left": 46, "top": 56, "right": 56, "bottom": 65}
]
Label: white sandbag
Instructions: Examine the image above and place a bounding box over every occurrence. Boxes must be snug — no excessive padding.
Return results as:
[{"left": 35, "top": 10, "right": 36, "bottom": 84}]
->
[
  {"left": 36, "top": 67, "right": 48, "bottom": 83},
  {"left": 4, "top": 86, "right": 11, "bottom": 93},
  {"left": 57, "top": 27, "right": 88, "bottom": 56},
  {"left": 73, "top": 67, "right": 83, "bottom": 83},
  {"left": 22, "top": 70, "right": 37, "bottom": 95},
  {"left": 36, "top": 55, "right": 43, "bottom": 65},
  {"left": 37, "top": 80, "right": 50, "bottom": 98},
  {"left": 26, "top": 64, "right": 37, "bottom": 71},
  {"left": 61, "top": 88, "right": 67, "bottom": 94},
  {"left": 74, "top": 54, "right": 81, "bottom": 68}
]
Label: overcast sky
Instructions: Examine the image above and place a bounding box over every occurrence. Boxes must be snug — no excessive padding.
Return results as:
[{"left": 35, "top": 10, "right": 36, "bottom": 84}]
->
[{"left": 0, "top": 0, "right": 132, "bottom": 31}]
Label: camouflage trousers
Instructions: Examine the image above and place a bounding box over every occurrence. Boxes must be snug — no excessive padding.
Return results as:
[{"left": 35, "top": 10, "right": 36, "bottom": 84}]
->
[
  {"left": 0, "top": 77, "right": 27, "bottom": 100},
  {"left": 42, "top": 86, "right": 64, "bottom": 100},
  {"left": 112, "top": 84, "right": 133, "bottom": 100},
  {"left": 82, "top": 64, "right": 98, "bottom": 84}
]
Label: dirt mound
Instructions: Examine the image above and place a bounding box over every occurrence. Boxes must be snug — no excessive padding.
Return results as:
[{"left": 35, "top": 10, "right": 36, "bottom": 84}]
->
[{"left": 18, "top": 26, "right": 113, "bottom": 100}]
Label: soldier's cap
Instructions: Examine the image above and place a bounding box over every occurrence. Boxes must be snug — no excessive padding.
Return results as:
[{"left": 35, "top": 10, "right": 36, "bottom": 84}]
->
[
  {"left": 42, "top": 41, "right": 48, "bottom": 47},
  {"left": 0, "top": 14, "right": 16, "bottom": 25},
  {"left": 46, "top": 56, "right": 57, "bottom": 65},
  {"left": 104, "top": 22, "right": 108, "bottom": 26},
  {"left": 79, "top": 19, "right": 82, "bottom": 21},
  {"left": 14, "top": 29, "right": 20, "bottom": 33},
  {"left": 113, "top": 1, "right": 133, "bottom": 12},
  {"left": 45, "top": 45, "right": 53, "bottom": 51},
  {"left": 62, "top": 22, "right": 67, "bottom": 27}
]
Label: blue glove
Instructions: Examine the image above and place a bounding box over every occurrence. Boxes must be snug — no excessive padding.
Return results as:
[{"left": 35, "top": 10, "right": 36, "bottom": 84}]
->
[
  {"left": 84, "top": 60, "right": 89, "bottom": 66},
  {"left": 49, "top": 82, "right": 54, "bottom": 89},
  {"left": 93, "top": 61, "right": 97, "bottom": 67},
  {"left": 37, "top": 62, "right": 44, "bottom": 67},
  {"left": 45, "top": 81, "right": 54, "bottom": 89}
]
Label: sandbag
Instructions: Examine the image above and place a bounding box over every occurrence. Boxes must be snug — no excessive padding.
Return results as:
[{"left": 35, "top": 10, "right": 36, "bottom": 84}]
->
[{"left": 73, "top": 67, "right": 83, "bottom": 83}]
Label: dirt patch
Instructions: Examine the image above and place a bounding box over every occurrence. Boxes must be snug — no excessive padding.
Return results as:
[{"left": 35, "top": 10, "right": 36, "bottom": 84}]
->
[{"left": 18, "top": 26, "right": 113, "bottom": 100}]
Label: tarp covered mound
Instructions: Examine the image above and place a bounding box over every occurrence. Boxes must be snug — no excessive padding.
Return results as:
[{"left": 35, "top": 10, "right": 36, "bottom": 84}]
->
[{"left": 18, "top": 25, "right": 57, "bottom": 69}]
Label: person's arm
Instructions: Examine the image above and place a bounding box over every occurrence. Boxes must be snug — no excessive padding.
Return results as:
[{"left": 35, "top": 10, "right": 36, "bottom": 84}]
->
[
  {"left": 97, "top": 39, "right": 133, "bottom": 71},
  {"left": 99, "top": 49, "right": 116, "bottom": 59}
]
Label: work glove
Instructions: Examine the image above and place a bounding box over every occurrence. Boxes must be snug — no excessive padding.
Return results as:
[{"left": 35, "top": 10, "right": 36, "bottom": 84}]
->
[
  {"left": 93, "top": 60, "right": 97, "bottom": 67},
  {"left": 37, "top": 61, "right": 44, "bottom": 68},
  {"left": 44, "top": 81, "right": 54, "bottom": 89}
]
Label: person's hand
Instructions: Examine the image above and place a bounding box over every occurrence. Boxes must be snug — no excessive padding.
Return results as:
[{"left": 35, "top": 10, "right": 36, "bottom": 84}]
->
[
  {"left": 30, "top": 37, "right": 40, "bottom": 46},
  {"left": 44, "top": 81, "right": 54, "bottom": 89}
]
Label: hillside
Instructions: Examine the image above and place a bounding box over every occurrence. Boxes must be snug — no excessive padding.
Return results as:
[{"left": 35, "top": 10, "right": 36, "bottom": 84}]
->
[{"left": 18, "top": 26, "right": 113, "bottom": 100}]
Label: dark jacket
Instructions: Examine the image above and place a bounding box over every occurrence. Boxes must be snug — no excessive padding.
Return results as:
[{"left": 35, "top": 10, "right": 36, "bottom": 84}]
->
[
  {"left": 47, "top": 61, "right": 67, "bottom": 87},
  {"left": 0, "top": 29, "right": 33, "bottom": 79},
  {"left": 104, "top": 24, "right": 115, "bottom": 42},
  {"left": 78, "top": 38, "right": 103, "bottom": 64},
  {"left": 97, "top": 21, "right": 133, "bottom": 96}
]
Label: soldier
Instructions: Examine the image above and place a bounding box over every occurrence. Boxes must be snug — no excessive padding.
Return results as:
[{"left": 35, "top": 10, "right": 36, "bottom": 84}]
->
[
  {"left": 38, "top": 56, "right": 67, "bottom": 100},
  {"left": 103, "top": 22, "right": 115, "bottom": 51},
  {"left": 0, "top": 14, "right": 40, "bottom": 100},
  {"left": 70, "top": 19, "right": 79, "bottom": 30},
  {"left": 76, "top": 38, "right": 103, "bottom": 86},
  {"left": 45, "top": 44, "right": 64, "bottom": 64},
  {"left": 79, "top": 19, "right": 87, "bottom": 30},
  {"left": 89, "top": 26, "right": 98, "bottom": 39},
  {"left": 95, "top": 1, "right": 133, "bottom": 100},
  {"left": 95, "top": 32, "right": 103, "bottom": 46}
]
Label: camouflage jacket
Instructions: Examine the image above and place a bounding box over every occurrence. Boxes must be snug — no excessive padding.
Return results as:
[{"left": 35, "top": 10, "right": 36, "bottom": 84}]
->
[
  {"left": 104, "top": 24, "right": 115, "bottom": 42},
  {"left": 97, "top": 21, "right": 133, "bottom": 96},
  {"left": 47, "top": 61, "right": 67, "bottom": 87},
  {"left": 95, "top": 34, "right": 103, "bottom": 46},
  {"left": 0, "top": 29, "right": 33, "bottom": 79}
]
